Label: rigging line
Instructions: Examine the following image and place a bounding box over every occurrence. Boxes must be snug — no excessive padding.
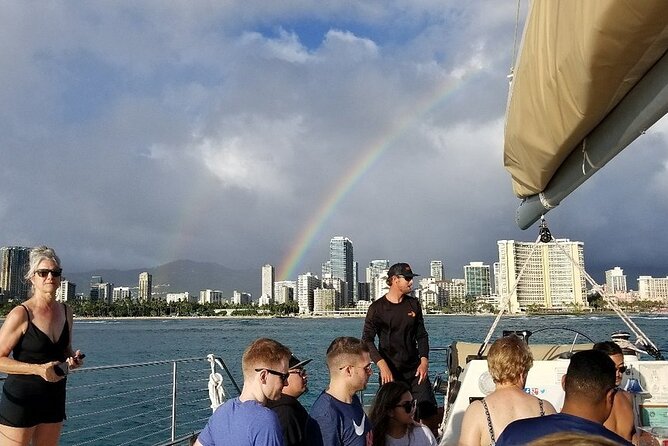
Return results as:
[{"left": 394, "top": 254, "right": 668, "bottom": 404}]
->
[
  {"left": 477, "top": 230, "right": 543, "bottom": 357},
  {"left": 550, "top": 238, "right": 660, "bottom": 351}
]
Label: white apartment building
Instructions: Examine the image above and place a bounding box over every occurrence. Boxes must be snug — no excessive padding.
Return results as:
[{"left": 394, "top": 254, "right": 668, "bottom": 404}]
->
[
  {"left": 199, "top": 289, "right": 223, "bottom": 304},
  {"left": 112, "top": 287, "right": 132, "bottom": 301},
  {"left": 261, "top": 264, "right": 274, "bottom": 302},
  {"left": 497, "top": 239, "right": 587, "bottom": 312},
  {"left": 297, "top": 273, "right": 320, "bottom": 314},
  {"left": 434, "top": 279, "right": 466, "bottom": 308},
  {"left": 232, "top": 291, "right": 251, "bottom": 305},
  {"left": 56, "top": 280, "right": 76, "bottom": 302},
  {"left": 166, "top": 292, "right": 193, "bottom": 303},
  {"left": 638, "top": 276, "right": 668, "bottom": 301},
  {"left": 605, "top": 267, "right": 628, "bottom": 294},
  {"left": 365, "top": 260, "right": 389, "bottom": 302},
  {"left": 274, "top": 281, "right": 295, "bottom": 304}
]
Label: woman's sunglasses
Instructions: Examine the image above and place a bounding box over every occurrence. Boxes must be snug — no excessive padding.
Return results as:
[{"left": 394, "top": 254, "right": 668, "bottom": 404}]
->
[
  {"left": 35, "top": 269, "right": 63, "bottom": 278},
  {"left": 395, "top": 399, "right": 417, "bottom": 413}
]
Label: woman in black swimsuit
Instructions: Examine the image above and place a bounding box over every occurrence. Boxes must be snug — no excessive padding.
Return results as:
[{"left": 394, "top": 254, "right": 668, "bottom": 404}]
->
[{"left": 0, "top": 246, "right": 85, "bottom": 445}]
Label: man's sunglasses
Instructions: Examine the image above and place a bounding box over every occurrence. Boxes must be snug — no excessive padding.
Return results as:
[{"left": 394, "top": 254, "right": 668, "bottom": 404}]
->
[
  {"left": 255, "top": 368, "right": 290, "bottom": 383},
  {"left": 35, "top": 269, "right": 63, "bottom": 278},
  {"left": 396, "top": 399, "right": 417, "bottom": 414},
  {"left": 616, "top": 365, "right": 627, "bottom": 373}
]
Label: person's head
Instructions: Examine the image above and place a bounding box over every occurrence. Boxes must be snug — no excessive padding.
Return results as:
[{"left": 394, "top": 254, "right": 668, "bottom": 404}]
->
[
  {"left": 326, "top": 336, "right": 372, "bottom": 393},
  {"left": 487, "top": 334, "right": 533, "bottom": 386},
  {"left": 593, "top": 341, "right": 625, "bottom": 386},
  {"left": 25, "top": 246, "right": 62, "bottom": 297},
  {"left": 283, "top": 354, "right": 312, "bottom": 398},
  {"left": 562, "top": 350, "right": 616, "bottom": 422},
  {"left": 385, "top": 263, "right": 419, "bottom": 291},
  {"left": 527, "top": 431, "right": 622, "bottom": 446},
  {"left": 242, "top": 338, "right": 292, "bottom": 401},
  {"left": 369, "top": 382, "right": 414, "bottom": 446}
]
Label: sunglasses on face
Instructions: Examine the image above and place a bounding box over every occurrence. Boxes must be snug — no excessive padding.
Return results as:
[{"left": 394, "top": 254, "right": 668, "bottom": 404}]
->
[
  {"left": 255, "top": 368, "right": 290, "bottom": 384},
  {"left": 396, "top": 399, "right": 417, "bottom": 414},
  {"left": 616, "top": 365, "right": 627, "bottom": 373},
  {"left": 289, "top": 369, "right": 307, "bottom": 377},
  {"left": 35, "top": 269, "right": 63, "bottom": 278}
]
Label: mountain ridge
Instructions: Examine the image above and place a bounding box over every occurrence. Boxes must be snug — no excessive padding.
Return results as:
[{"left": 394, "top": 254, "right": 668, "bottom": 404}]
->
[{"left": 65, "top": 259, "right": 260, "bottom": 299}]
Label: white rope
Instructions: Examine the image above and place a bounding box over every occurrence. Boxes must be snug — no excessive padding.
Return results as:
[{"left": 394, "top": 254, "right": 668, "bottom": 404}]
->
[
  {"left": 550, "top": 238, "right": 660, "bottom": 352},
  {"left": 207, "top": 354, "right": 227, "bottom": 411},
  {"left": 478, "top": 231, "right": 543, "bottom": 356}
]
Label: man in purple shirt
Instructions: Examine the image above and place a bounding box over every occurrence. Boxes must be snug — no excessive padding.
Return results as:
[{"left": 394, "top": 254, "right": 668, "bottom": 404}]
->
[{"left": 195, "top": 338, "right": 291, "bottom": 446}]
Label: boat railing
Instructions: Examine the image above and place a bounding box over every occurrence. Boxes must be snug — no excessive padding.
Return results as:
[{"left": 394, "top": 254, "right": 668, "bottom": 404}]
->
[
  {"left": 57, "top": 355, "right": 240, "bottom": 446},
  {"left": 359, "top": 346, "right": 450, "bottom": 409}
]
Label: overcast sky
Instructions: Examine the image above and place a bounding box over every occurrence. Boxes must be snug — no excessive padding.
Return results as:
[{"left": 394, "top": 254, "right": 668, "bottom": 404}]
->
[{"left": 1, "top": 1, "right": 667, "bottom": 285}]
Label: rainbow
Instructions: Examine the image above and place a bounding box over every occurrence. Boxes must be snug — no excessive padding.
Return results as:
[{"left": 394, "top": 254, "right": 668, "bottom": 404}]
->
[{"left": 277, "top": 70, "right": 481, "bottom": 280}]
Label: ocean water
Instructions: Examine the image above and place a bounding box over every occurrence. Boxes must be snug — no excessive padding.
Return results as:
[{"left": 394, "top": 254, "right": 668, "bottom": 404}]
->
[{"left": 28, "top": 314, "right": 668, "bottom": 445}]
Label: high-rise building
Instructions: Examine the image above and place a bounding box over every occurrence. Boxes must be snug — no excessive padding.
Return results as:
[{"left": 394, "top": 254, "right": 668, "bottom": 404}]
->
[
  {"left": 0, "top": 246, "right": 31, "bottom": 301},
  {"left": 366, "top": 260, "right": 389, "bottom": 301},
  {"left": 605, "top": 267, "right": 627, "bottom": 294},
  {"left": 56, "top": 280, "right": 76, "bottom": 302},
  {"left": 297, "top": 272, "right": 321, "bottom": 314},
  {"left": 638, "top": 276, "right": 668, "bottom": 302},
  {"left": 274, "top": 281, "right": 295, "bottom": 305},
  {"left": 322, "top": 277, "right": 345, "bottom": 309},
  {"left": 261, "top": 264, "right": 274, "bottom": 302},
  {"left": 430, "top": 260, "right": 444, "bottom": 281},
  {"left": 138, "top": 272, "right": 152, "bottom": 301},
  {"left": 232, "top": 291, "right": 251, "bottom": 305},
  {"left": 497, "top": 239, "right": 587, "bottom": 312},
  {"left": 464, "top": 262, "right": 491, "bottom": 298},
  {"left": 329, "top": 236, "right": 354, "bottom": 306},
  {"left": 90, "top": 275, "right": 103, "bottom": 301}
]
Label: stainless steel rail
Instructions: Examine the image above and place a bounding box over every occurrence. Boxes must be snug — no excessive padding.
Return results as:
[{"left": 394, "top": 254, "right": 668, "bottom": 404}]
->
[{"left": 58, "top": 354, "right": 240, "bottom": 446}]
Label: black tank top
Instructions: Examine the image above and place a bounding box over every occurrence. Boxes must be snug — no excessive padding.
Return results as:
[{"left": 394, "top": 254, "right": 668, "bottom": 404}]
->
[{"left": 13, "top": 304, "right": 69, "bottom": 364}]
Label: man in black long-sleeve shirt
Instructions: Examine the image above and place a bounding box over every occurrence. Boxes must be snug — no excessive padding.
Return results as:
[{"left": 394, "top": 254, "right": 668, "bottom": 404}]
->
[{"left": 361, "top": 263, "right": 438, "bottom": 428}]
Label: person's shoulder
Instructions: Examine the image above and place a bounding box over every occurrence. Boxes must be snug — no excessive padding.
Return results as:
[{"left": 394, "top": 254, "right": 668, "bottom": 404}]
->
[{"left": 412, "top": 423, "right": 437, "bottom": 442}]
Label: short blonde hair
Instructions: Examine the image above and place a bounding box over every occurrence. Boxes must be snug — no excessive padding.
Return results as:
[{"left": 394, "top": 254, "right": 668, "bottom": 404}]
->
[
  {"left": 241, "top": 338, "right": 291, "bottom": 378},
  {"left": 487, "top": 335, "right": 533, "bottom": 384}
]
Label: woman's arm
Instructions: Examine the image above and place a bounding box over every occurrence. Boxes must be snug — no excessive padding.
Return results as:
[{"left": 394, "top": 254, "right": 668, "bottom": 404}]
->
[{"left": 64, "top": 304, "right": 84, "bottom": 369}]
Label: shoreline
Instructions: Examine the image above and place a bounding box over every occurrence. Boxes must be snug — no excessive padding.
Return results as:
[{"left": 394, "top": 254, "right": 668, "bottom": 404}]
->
[{"left": 70, "top": 311, "right": 668, "bottom": 321}]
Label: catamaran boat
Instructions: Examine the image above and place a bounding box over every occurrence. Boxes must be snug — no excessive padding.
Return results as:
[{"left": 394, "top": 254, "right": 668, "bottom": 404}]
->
[{"left": 438, "top": 1, "right": 668, "bottom": 445}]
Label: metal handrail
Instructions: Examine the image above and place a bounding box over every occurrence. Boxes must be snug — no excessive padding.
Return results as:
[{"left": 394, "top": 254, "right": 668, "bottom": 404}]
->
[{"left": 57, "top": 354, "right": 239, "bottom": 446}]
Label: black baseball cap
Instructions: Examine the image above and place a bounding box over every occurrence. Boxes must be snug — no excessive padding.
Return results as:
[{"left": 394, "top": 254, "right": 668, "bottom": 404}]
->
[
  {"left": 387, "top": 263, "right": 420, "bottom": 279},
  {"left": 289, "top": 355, "right": 312, "bottom": 370}
]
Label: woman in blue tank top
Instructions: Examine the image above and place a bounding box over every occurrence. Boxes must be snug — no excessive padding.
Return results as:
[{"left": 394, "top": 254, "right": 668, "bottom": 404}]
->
[{"left": 0, "top": 246, "right": 85, "bottom": 446}]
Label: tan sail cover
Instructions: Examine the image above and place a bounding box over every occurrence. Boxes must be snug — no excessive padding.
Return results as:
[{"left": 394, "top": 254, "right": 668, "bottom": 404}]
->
[{"left": 504, "top": 0, "right": 668, "bottom": 198}]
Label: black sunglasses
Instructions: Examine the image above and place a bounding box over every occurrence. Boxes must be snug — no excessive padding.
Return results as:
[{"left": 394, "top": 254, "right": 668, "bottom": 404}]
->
[
  {"left": 255, "top": 368, "right": 290, "bottom": 383},
  {"left": 396, "top": 399, "right": 417, "bottom": 413},
  {"left": 35, "top": 269, "right": 63, "bottom": 278},
  {"left": 616, "top": 365, "right": 627, "bottom": 373}
]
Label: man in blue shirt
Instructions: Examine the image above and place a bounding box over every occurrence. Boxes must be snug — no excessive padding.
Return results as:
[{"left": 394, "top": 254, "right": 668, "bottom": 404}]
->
[
  {"left": 308, "top": 337, "right": 373, "bottom": 446},
  {"left": 495, "top": 350, "right": 632, "bottom": 446},
  {"left": 195, "top": 338, "right": 292, "bottom": 446}
]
